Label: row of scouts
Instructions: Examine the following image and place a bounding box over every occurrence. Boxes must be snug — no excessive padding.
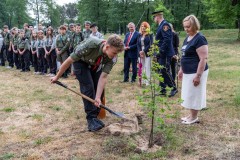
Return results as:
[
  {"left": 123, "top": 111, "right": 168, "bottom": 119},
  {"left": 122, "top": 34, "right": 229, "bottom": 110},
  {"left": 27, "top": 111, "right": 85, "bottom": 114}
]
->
[{"left": 0, "top": 21, "right": 104, "bottom": 77}]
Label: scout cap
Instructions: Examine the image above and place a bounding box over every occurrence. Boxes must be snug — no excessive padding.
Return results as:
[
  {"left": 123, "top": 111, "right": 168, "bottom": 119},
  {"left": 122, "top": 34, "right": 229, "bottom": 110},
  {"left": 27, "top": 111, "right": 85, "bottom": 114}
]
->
[
  {"left": 85, "top": 21, "right": 91, "bottom": 25},
  {"left": 90, "top": 23, "right": 97, "bottom": 28},
  {"left": 59, "top": 25, "right": 67, "bottom": 30},
  {"left": 3, "top": 25, "right": 8, "bottom": 28},
  {"left": 152, "top": 10, "right": 163, "bottom": 16},
  {"left": 69, "top": 23, "right": 75, "bottom": 27}
]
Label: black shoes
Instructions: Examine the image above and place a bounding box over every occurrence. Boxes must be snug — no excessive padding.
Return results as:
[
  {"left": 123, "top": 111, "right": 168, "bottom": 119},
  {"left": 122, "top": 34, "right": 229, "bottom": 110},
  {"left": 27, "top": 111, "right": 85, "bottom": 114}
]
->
[
  {"left": 169, "top": 89, "right": 178, "bottom": 97},
  {"left": 87, "top": 118, "right": 105, "bottom": 132}
]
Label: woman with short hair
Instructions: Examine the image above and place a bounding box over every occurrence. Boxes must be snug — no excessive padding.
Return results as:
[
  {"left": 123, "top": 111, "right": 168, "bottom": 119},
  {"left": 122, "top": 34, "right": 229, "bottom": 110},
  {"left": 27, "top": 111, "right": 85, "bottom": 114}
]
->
[{"left": 178, "top": 15, "right": 209, "bottom": 124}]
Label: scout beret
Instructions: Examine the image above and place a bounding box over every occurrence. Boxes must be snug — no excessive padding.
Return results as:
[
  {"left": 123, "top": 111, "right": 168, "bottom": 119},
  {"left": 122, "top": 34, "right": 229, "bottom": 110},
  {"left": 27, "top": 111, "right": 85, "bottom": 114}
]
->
[
  {"left": 90, "top": 23, "right": 97, "bottom": 28},
  {"left": 152, "top": 10, "right": 164, "bottom": 16},
  {"left": 3, "top": 25, "right": 8, "bottom": 28}
]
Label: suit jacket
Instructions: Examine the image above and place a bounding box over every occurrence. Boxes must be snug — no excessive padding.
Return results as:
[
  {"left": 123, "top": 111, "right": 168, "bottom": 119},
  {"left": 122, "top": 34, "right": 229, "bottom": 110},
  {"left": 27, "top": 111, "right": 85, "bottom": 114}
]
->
[
  {"left": 137, "top": 34, "right": 153, "bottom": 57},
  {"left": 155, "top": 20, "right": 174, "bottom": 57},
  {"left": 124, "top": 31, "right": 140, "bottom": 59}
]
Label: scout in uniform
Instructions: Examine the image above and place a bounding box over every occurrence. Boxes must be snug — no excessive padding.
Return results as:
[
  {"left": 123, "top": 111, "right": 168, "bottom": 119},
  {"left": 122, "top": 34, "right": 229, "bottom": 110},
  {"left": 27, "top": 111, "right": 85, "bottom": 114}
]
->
[
  {"left": 11, "top": 27, "right": 21, "bottom": 69},
  {"left": 17, "top": 29, "right": 30, "bottom": 72},
  {"left": 31, "top": 30, "right": 39, "bottom": 74},
  {"left": 51, "top": 34, "right": 124, "bottom": 132},
  {"left": 55, "top": 25, "right": 70, "bottom": 78},
  {"left": 2, "top": 25, "right": 13, "bottom": 68},
  {"left": 83, "top": 21, "right": 92, "bottom": 39},
  {"left": 36, "top": 30, "right": 47, "bottom": 75},
  {"left": 72, "top": 24, "right": 84, "bottom": 49},
  {"left": 69, "top": 23, "right": 76, "bottom": 53},
  {"left": 152, "top": 11, "right": 178, "bottom": 97},
  {"left": 44, "top": 27, "right": 56, "bottom": 76}
]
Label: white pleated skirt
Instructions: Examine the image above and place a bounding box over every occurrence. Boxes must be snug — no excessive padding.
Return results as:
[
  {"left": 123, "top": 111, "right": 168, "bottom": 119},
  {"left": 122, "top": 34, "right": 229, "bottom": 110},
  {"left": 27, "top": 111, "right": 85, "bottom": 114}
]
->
[{"left": 181, "top": 69, "right": 209, "bottom": 110}]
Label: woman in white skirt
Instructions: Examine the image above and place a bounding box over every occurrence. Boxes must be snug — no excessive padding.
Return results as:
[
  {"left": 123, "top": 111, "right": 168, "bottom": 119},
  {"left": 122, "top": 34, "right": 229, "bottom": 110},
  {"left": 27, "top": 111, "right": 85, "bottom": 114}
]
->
[
  {"left": 137, "top": 22, "right": 153, "bottom": 86},
  {"left": 178, "top": 15, "right": 209, "bottom": 124}
]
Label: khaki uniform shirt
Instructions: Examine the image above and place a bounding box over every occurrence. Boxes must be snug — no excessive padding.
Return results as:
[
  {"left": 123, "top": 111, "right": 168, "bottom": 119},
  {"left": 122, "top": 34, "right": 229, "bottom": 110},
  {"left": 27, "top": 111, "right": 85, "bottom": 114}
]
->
[
  {"left": 12, "top": 34, "right": 19, "bottom": 48},
  {"left": 70, "top": 37, "right": 115, "bottom": 74},
  {"left": 56, "top": 34, "right": 70, "bottom": 54},
  {"left": 3, "top": 32, "right": 11, "bottom": 45},
  {"left": 18, "top": 38, "right": 29, "bottom": 50},
  {"left": 83, "top": 29, "right": 92, "bottom": 39},
  {"left": 73, "top": 32, "right": 84, "bottom": 49}
]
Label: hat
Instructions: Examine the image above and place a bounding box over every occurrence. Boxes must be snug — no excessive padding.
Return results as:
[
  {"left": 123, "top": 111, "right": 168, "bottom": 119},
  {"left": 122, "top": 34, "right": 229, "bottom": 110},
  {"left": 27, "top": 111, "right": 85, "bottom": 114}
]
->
[
  {"left": 69, "top": 23, "right": 75, "bottom": 27},
  {"left": 90, "top": 23, "right": 97, "bottom": 28},
  {"left": 59, "top": 25, "right": 67, "bottom": 30},
  {"left": 85, "top": 21, "right": 91, "bottom": 25},
  {"left": 3, "top": 25, "right": 8, "bottom": 28},
  {"left": 152, "top": 10, "right": 163, "bottom": 16}
]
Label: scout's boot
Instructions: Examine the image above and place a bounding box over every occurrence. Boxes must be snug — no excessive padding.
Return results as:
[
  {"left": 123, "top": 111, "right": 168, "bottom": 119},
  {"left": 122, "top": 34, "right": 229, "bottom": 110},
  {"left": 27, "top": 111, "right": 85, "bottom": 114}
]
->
[{"left": 87, "top": 118, "right": 105, "bottom": 132}]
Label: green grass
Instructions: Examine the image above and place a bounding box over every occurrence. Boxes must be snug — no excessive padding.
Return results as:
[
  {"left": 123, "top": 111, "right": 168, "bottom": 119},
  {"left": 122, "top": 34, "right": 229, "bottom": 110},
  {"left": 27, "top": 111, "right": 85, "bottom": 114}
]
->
[
  {"left": 234, "top": 89, "right": 240, "bottom": 107},
  {"left": 1, "top": 107, "right": 15, "bottom": 112},
  {"left": 0, "top": 153, "right": 15, "bottom": 160},
  {"left": 34, "top": 137, "right": 52, "bottom": 146},
  {"left": 29, "top": 114, "right": 44, "bottom": 121}
]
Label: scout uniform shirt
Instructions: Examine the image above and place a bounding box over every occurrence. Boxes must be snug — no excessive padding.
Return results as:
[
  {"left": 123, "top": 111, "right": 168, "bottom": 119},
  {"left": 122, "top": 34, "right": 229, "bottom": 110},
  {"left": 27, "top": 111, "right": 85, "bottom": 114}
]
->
[
  {"left": 31, "top": 38, "right": 37, "bottom": 51},
  {"left": 12, "top": 34, "right": 19, "bottom": 49},
  {"left": 70, "top": 37, "right": 114, "bottom": 74},
  {"left": 25, "top": 29, "right": 31, "bottom": 41},
  {"left": 3, "top": 32, "right": 11, "bottom": 46},
  {"left": 56, "top": 34, "right": 70, "bottom": 54},
  {"left": 18, "top": 38, "right": 29, "bottom": 50},
  {"left": 72, "top": 32, "right": 84, "bottom": 49},
  {"left": 45, "top": 36, "right": 55, "bottom": 50},
  {"left": 83, "top": 29, "right": 92, "bottom": 39}
]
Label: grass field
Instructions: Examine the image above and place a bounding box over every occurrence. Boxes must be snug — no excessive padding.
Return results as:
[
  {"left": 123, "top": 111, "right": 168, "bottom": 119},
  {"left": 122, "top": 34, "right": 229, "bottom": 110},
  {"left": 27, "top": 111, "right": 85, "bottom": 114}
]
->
[{"left": 0, "top": 29, "right": 240, "bottom": 160}]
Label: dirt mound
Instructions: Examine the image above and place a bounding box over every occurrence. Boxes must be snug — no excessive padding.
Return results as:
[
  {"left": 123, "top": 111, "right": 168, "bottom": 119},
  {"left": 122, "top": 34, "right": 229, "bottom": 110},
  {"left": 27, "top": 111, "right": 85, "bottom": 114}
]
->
[{"left": 106, "top": 114, "right": 139, "bottom": 136}]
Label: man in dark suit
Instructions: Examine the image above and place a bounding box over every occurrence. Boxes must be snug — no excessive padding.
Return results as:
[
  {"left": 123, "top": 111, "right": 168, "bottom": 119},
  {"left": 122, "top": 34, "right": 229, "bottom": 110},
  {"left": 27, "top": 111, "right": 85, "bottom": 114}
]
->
[
  {"left": 153, "top": 11, "right": 178, "bottom": 97},
  {"left": 123, "top": 22, "right": 140, "bottom": 83}
]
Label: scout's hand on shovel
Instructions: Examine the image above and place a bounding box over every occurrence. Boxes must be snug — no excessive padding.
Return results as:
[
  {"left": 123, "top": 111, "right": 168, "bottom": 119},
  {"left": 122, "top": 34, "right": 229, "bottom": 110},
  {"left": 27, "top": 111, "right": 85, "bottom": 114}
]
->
[{"left": 94, "top": 97, "right": 101, "bottom": 108}]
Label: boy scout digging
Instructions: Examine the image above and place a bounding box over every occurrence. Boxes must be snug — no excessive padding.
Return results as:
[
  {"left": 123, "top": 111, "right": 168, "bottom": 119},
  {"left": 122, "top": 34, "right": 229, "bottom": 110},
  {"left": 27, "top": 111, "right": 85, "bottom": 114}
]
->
[{"left": 51, "top": 35, "right": 124, "bottom": 132}]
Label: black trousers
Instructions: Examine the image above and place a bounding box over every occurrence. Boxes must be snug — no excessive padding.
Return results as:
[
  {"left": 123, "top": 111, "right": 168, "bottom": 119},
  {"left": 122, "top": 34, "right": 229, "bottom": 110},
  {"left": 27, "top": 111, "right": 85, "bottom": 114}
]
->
[
  {"left": 6, "top": 45, "right": 13, "bottom": 67},
  {"left": 158, "top": 56, "right": 176, "bottom": 92},
  {"left": 123, "top": 57, "right": 137, "bottom": 82},
  {"left": 38, "top": 48, "right": 48, "bottom": 73},
  {"left": 13, "top": 46, "right": 20, "bottom": 69},
  {"left": 0, "top": 45, "right": 6, "bottom": 66},
  {"left": 20, "top": 49, "right": 30, "bottom": 71},
  {"left": 73, "top": 60, "right": 102, "bottom": 120},
  {"left": 170, "top": 58, "right": 177, "bottom": 81},
  {"left": 32, "top": 50, "right": 39, "bottom": 72},
  {"left": 46, "top": 47, "right": 57, "bottom": 74}
]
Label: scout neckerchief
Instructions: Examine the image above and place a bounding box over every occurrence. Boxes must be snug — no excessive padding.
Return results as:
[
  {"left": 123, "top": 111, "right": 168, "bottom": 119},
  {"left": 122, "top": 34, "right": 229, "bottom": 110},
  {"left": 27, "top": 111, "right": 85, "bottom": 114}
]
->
[{"left": 91, "top": 40, "right": 106, "bottom": 72}]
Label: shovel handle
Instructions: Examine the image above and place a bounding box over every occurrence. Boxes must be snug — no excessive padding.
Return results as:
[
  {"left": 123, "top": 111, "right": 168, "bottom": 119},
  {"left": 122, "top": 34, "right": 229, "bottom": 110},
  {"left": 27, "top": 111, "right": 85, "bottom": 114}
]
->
[{"left": 55, "top": 81, "right": 95, "bottom": 104}]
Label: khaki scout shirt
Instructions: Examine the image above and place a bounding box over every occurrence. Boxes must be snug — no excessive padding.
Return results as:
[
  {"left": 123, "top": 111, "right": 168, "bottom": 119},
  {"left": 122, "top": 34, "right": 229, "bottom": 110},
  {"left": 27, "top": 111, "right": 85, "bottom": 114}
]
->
[
  {"left": 70, "top": 37, "right": 114, "bottom": 74},
  {"left": 56, "top": 34, "right": 70, "bottom": 54},
  {"left": 3, "top": 32, "right": 11, "bottom": 45},
  {"left": 73, "top": 32, "right": 84, "bottom": 49},
  {"left": 18, "top": 38, "right": 29, "bottom": 50},
  {"left": 12, "top": 34, "right": 19, "bottom": 47}
]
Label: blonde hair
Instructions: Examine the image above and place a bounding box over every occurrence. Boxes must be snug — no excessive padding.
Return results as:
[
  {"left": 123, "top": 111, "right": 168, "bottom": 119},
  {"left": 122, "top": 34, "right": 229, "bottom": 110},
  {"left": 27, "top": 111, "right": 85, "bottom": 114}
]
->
[
  {"left": 107, "top": 34, "right": 124, "bottom": 52},
  {"left": 183, "top": 15, "right": 200, "bottom": 32}
]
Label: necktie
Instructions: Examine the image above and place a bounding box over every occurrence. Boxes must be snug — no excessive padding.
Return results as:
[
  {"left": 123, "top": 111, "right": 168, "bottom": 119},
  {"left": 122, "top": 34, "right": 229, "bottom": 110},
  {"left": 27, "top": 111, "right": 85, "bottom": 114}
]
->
[{"left": 127, "top": 32, "right": 132, "bottom": 47}]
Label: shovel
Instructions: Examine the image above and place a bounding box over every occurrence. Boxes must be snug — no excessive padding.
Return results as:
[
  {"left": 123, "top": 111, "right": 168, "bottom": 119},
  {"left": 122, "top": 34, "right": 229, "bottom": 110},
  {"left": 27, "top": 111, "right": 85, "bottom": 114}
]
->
[{"left": 55, "top": 81, "right": 125, "bottom": 119}]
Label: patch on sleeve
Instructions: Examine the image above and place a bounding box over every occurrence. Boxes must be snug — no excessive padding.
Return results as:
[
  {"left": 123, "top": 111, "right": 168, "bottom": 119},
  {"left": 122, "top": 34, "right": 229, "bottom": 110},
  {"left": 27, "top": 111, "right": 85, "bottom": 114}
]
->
[{"left": 163, "top": 25, "right": 169, "bottom": 31}]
